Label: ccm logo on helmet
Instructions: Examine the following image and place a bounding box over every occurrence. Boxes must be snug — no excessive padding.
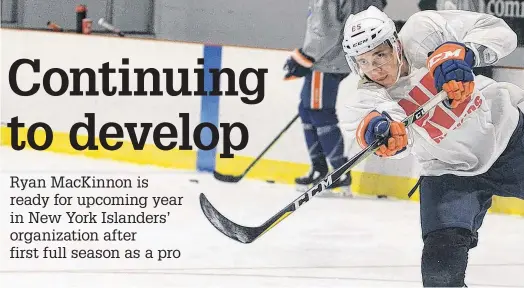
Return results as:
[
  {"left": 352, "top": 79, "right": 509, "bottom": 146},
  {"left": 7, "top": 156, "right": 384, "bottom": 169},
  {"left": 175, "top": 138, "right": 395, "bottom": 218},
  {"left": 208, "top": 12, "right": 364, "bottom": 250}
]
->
[
  {"left": 427, "top": 48, "right": 463, "bottom": 69},
  {"left": 353, "top": 38, "right": 368, "bottom": 47}
]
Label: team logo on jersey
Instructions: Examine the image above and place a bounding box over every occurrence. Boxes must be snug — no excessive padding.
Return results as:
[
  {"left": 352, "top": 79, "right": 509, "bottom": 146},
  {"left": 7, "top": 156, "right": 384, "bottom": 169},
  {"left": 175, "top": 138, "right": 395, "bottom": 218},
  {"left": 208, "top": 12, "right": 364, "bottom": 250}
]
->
[{"left": 398, "top": 73, "right": 483, "bottom": 143}]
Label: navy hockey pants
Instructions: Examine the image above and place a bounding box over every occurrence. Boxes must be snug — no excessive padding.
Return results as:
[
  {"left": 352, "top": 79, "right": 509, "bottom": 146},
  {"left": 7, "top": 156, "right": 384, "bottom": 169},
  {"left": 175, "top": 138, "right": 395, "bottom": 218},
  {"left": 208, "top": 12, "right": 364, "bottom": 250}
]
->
[
  {"left": 298, "top": 71, "right": 349, "bottom": 170},
  {"left": 420, "top": 108, "right": 524, "bottom": 243}
]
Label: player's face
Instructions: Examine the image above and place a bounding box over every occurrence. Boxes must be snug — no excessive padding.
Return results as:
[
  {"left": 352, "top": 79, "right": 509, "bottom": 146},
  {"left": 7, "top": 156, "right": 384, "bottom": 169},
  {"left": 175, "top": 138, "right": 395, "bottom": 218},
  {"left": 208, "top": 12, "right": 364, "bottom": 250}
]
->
[{"left": 355, "top": 43, "right": 399, "bottom": 88}]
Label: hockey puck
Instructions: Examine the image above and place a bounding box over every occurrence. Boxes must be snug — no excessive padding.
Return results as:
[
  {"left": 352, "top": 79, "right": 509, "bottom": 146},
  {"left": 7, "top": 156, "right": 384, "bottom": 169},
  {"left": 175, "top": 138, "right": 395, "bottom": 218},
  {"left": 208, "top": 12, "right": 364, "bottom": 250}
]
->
[
  {"left": 377, "top": 195, "right": 387, "bottom": 199},
  {"left": 266, "top": 180, "right": 275, "bottom": 184},
  {"left": 189, "top": 179, "right": 199, "bottom": 184}
]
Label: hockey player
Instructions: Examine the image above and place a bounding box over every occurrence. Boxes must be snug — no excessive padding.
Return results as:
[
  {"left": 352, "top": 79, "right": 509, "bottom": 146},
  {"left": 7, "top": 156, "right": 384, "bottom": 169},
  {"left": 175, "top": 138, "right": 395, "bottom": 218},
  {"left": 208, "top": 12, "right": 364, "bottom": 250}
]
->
[
  {"left": 342, "top": 6, "right": 523, "bottom": 287},
  {"left": 283, "top": 0, "right": 387, "bottom": 194}
]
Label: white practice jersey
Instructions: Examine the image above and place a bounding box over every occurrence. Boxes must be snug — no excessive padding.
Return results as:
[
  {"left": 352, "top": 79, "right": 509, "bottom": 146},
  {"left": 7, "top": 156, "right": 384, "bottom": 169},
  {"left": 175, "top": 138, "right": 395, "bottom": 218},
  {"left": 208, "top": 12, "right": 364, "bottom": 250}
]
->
[{"left": 344, "top": 10, "right": 523, "bottom": 177}]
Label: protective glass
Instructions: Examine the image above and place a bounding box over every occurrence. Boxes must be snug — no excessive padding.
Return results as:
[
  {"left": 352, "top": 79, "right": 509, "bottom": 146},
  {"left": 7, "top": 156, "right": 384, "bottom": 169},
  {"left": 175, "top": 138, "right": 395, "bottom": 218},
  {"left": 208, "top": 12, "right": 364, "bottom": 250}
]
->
[{"left": 349, "top": 45, "right": 396, "bottom": 74}]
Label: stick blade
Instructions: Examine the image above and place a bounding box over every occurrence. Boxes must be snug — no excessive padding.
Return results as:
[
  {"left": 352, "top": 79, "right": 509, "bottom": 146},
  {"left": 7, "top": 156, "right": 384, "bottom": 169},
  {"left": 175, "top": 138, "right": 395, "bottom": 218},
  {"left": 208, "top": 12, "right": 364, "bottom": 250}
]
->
[
  {"left": 213, "top": 171, "right": 243, "bottom": 183},
  {"left": 199, "top": 193, "right": 262, "bottom": 244}
]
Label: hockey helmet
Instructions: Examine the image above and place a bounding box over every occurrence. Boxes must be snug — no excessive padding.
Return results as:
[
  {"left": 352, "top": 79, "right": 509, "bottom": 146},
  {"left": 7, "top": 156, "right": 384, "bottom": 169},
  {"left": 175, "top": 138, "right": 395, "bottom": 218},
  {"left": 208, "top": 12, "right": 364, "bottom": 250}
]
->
[{"left": 342, "top": 6, "right": 402, "bottom": 79}]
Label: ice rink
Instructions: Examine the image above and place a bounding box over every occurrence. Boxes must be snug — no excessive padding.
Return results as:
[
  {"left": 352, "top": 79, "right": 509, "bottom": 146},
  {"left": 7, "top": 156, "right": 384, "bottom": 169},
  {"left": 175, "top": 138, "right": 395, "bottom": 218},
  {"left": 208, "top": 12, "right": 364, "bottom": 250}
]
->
[{"left": 1, "top": 147, "right": 523, "bottom": 288}]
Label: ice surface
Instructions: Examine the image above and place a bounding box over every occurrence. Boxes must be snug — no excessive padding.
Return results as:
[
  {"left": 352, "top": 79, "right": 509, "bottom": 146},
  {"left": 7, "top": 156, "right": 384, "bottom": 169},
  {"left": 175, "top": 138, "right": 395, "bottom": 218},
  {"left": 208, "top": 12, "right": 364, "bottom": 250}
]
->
[{"left": 0, "top": 147, "right": 523, "bottom": 288}]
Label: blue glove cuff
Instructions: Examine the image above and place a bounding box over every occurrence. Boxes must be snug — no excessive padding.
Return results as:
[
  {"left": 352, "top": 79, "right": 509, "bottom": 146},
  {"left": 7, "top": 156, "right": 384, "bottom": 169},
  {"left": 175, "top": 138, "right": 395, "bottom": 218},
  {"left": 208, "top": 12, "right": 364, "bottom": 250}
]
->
[{"left": 364, "top": 112, "right": 391, "bottom": 145}]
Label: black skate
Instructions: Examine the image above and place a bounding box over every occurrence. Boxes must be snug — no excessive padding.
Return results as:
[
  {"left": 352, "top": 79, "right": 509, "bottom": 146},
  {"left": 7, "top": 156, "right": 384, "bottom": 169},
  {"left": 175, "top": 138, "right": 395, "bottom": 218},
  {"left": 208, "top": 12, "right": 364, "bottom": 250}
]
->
[
  {"left": 295, "top": 158, "right": 328, "bottom": 191},
  {"left": 295, "top": 161, "right": 352, "bottom": 198},
  {"left": 324, "top": 171, "right": 352, "bottom": 198},
  {"left": 295, "top": 168, "right": 328, "bottom": 186}
]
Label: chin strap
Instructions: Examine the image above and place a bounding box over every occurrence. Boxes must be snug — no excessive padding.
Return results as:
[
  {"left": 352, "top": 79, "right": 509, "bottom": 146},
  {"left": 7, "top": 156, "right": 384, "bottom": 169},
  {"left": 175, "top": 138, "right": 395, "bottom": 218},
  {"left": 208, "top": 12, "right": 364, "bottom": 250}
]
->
[{"left": 391, "top": 40, "right": 406, "bottom": 86}]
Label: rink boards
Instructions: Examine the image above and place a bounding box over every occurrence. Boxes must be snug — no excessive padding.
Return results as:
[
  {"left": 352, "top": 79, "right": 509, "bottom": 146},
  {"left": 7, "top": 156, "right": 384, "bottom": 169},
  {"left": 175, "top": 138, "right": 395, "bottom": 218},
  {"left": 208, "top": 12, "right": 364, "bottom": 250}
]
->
[{"left": 1, "top": 28, "right": 523, "bottom": 216}]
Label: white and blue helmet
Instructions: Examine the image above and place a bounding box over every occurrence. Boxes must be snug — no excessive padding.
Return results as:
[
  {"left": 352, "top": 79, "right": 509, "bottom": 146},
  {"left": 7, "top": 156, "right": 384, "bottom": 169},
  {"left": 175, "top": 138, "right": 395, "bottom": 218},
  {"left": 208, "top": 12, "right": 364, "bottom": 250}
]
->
[{"left": 342, "top": 6, "right": 402, "bottom": 79}]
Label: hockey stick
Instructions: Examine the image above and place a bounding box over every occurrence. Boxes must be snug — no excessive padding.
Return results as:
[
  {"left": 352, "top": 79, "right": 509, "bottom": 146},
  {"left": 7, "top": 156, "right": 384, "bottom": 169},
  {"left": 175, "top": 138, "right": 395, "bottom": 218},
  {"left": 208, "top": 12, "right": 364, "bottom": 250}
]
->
[
  {"left": 200, "top": 91, "right": 449, "bottom": 244},
  {"left": 213, "top": 114, "right": 300, "bottom": 183}
]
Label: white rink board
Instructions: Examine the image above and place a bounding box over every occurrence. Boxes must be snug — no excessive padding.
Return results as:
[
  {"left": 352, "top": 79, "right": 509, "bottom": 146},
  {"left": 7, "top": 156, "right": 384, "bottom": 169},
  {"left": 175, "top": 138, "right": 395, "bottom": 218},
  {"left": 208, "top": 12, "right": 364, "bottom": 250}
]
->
[
  {"left": 1, "top": 29, "right": 203, "bottom": 146},
  {"left": 1, "top": 28, "right": 523, "bottom": 180},
  {"left": 494, "top": 68, "right": 524, "bottom": 90}
]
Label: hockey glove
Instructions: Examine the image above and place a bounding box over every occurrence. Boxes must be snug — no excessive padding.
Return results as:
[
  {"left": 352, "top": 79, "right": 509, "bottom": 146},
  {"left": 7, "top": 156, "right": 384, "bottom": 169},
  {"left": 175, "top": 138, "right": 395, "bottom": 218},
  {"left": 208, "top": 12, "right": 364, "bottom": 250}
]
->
[
  {"left": 283, "top": 48, "right": 315, "bottom": 80},
  {"left": 427, "top": 42, "right": 475, "bottom": 108},
  {"left": 356, "top": 111, "right": 408, "bottom": 157}
]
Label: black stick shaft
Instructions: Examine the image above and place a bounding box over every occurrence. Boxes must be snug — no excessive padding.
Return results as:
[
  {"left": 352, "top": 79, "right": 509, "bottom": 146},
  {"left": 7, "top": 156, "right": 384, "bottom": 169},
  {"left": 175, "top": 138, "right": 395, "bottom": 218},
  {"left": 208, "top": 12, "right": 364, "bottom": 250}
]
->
[
  {"left": 200, "top": 91, "right": 449, "bottom": 243},
  {"left": 240, "top": 114, "right": 299, "bottom": 177}
]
